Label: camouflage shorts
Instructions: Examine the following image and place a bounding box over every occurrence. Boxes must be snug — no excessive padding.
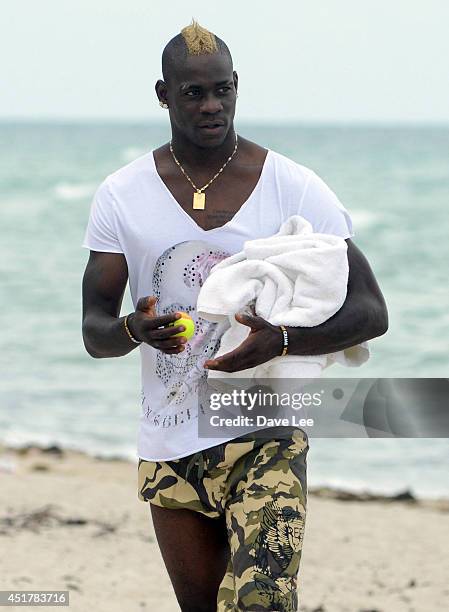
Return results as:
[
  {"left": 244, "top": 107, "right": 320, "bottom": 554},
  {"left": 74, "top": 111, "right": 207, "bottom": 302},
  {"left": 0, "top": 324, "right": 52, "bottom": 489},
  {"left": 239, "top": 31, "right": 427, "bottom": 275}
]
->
[{"left": 138, "top": 426, "right": 309, "bottom": 612}]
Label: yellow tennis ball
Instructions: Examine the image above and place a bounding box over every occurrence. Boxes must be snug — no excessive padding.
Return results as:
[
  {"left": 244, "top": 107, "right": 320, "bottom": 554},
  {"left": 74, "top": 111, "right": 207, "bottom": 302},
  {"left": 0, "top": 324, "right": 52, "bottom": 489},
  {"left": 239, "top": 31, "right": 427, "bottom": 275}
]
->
[{"left": 167, "top": 311, "right": 195, "bottom": 340}]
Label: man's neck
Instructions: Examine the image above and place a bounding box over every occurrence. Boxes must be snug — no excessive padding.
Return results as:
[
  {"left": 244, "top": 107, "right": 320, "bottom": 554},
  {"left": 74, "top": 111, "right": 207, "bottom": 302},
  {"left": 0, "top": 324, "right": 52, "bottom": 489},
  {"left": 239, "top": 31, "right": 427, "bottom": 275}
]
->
[{"left": 170, "top": 127, "right": 237, "bottom": 171}]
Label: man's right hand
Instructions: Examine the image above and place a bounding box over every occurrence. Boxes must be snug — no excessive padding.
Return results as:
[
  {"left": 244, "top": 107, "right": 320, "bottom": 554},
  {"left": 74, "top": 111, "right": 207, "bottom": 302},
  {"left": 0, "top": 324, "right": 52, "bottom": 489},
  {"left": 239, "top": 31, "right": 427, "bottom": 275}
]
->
[{"left": 127, "top": 296, "right": 188, "bottom": 354}]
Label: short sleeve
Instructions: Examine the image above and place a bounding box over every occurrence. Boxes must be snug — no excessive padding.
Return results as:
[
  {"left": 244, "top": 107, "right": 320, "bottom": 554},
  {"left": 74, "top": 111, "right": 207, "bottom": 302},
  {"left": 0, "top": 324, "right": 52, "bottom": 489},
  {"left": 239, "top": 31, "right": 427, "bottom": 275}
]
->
[
  {"left": 299, "top": 171, "right": 355, "bottom": 239},
  {"left": 81, "top": 179, "right": 124, "bottom": 253}
]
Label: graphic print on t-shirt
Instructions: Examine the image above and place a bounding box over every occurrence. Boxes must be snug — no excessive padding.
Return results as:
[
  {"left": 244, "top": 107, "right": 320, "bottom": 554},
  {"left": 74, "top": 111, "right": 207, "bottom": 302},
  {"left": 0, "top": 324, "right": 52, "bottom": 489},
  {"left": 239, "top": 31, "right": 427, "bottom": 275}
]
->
[{"left": 151, "top": 240, "right": 231, "bottom": 411}]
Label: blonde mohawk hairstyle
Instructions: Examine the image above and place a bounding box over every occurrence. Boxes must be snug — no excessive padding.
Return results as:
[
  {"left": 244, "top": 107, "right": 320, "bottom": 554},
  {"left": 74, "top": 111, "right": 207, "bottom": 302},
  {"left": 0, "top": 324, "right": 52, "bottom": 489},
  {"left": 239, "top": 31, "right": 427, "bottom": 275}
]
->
[
  {"left": 181, "top": 19, "right": 218, "bottom": 55},
  {"left": 161, "top": 21, "right": 231, "bottom": 82}
]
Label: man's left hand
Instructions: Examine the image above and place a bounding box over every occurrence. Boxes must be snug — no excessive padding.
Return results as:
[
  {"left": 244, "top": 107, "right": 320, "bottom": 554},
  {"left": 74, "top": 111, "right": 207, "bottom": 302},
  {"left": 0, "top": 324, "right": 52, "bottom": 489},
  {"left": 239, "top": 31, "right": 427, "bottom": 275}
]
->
[{"left": 203, "top": 304, "right": 283, "bottom": 372}]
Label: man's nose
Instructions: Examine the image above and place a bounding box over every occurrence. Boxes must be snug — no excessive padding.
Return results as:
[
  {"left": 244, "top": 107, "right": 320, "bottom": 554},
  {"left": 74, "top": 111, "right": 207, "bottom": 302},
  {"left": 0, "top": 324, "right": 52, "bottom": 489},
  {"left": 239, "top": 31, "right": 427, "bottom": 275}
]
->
[{"left": 200, "top": 93, "right": 223, "bottom": 114}]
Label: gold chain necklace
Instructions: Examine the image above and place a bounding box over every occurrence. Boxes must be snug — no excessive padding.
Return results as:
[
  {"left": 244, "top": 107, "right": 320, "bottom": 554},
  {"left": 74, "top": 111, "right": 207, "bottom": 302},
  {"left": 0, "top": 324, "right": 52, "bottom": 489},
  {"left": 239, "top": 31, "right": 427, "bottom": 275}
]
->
[{"left": 169, "top": 134, "right": 238, "bottom": 210}]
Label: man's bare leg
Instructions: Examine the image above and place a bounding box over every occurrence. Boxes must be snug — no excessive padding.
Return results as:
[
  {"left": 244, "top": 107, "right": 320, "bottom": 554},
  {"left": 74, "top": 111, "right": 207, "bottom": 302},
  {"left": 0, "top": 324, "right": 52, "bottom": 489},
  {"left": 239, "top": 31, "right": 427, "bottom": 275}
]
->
[{"left": 150, "top": 503, "right": 230, "bottom": 612}]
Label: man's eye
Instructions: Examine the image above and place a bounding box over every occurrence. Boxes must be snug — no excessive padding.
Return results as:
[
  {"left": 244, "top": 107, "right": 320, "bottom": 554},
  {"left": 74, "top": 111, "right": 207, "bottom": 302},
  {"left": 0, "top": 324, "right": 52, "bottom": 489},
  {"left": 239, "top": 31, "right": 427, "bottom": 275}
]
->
[
  {"left": 217, "top": 87, "right": 231, "bottom": 94},
  {"left": 185, "top": 90, "right": 200, "bottom": 97}
]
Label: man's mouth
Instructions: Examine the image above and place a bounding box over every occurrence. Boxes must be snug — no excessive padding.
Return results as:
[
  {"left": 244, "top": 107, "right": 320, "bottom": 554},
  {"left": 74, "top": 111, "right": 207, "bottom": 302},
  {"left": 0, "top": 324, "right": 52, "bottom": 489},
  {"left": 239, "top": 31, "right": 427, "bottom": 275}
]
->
[{"left": 198, "top": 121, "right": 225, "bottom": 132}]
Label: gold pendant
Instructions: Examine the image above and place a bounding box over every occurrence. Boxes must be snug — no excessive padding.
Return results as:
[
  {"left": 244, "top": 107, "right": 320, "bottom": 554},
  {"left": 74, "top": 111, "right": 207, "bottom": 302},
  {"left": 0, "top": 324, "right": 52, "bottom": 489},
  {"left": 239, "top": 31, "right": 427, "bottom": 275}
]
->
[{"left": 193, "top": 191, "right": 206, "bottom": 210}]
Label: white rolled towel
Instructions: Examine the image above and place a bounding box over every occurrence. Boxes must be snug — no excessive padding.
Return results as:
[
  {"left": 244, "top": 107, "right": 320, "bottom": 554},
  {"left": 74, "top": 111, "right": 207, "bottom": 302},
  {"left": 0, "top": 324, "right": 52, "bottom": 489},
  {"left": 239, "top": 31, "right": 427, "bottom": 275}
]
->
[{"left": 196, "top": 215, "right": 369, "bottom": 380}]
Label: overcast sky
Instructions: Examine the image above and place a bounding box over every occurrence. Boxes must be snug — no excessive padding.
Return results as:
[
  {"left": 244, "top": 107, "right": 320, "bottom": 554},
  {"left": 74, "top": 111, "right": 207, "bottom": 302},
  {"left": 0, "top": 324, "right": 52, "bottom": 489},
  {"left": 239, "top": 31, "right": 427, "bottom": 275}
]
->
[{"left": 2, "top": 0, "right": 448, "bottom": 123}]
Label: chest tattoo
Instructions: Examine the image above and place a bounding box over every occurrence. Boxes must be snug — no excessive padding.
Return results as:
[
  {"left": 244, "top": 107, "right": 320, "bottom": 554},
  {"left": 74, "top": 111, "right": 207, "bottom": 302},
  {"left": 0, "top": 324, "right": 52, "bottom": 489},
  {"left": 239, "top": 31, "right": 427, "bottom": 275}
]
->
[{"left": 205, "top": 208, "right": 235, "bottom": 223}]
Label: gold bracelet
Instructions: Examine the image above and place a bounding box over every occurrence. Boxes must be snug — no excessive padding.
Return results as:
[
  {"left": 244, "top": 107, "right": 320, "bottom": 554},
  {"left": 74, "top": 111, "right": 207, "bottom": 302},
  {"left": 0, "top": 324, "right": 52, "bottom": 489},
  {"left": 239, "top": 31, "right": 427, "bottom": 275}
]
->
[
  {"left": 279, "top": 325, "right": 289, "bottom": 356},
  {"left": 124, "top": 314, "right": 141, "bottom": 344}
]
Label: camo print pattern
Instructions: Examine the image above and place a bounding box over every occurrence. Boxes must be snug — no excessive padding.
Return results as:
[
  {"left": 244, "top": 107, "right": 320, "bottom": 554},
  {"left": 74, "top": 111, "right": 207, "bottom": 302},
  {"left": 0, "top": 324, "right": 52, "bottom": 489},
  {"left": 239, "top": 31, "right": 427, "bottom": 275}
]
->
[{"left": 138, "top": 427, "right": 308, "bottom": 611}]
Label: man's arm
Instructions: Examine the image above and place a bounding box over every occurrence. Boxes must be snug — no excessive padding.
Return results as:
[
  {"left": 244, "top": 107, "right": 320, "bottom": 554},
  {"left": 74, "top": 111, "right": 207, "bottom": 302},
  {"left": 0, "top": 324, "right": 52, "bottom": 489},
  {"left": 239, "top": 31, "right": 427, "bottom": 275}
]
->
[
  {"left": 82, "top": 251, "right": 190, "bottom": 359},
  {"left": 285, "top": 238, "right": 388, "bottom": 356},
  {"left": 204, "top": 239, "right": 388, "bottom": 372},
  {"left": 82, "top": 251, "right": 139, "bottom": 358}
]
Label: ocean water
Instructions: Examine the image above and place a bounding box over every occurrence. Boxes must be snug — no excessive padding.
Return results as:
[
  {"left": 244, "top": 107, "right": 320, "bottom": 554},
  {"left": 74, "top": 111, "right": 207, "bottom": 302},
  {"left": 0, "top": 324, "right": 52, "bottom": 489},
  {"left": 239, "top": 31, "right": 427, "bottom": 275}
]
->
[{"left": 1, "top": 122, "right": 448, "bottom": 498}]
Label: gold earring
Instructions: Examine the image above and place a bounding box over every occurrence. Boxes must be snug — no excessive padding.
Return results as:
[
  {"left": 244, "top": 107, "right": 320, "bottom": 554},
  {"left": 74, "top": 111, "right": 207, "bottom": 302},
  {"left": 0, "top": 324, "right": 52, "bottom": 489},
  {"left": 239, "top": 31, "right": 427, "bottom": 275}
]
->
[{"left": 159, "top": 100, "right": 169, "bottom": 109}]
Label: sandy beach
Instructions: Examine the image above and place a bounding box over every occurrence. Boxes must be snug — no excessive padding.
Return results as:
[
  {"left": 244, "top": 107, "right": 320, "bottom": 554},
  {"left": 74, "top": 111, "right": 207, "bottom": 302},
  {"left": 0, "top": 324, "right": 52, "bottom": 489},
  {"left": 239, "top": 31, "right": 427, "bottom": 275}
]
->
[{"left": 0, "top": 444, "right": 447, "bottom": 612}]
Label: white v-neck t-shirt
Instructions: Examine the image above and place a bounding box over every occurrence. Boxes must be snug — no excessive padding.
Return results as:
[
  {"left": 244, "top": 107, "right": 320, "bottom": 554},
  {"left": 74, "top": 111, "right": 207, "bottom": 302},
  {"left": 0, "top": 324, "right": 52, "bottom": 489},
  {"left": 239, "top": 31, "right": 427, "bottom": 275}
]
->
[{"left": 82, "top": 148, "right": 355, "bottom": 461}]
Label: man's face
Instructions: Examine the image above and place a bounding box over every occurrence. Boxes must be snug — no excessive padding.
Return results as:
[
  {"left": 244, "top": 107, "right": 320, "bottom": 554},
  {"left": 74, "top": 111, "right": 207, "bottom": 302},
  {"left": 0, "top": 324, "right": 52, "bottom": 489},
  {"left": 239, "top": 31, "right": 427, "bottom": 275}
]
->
[{"left": 163, "top": 53, "right": 238, "bottom": 148}]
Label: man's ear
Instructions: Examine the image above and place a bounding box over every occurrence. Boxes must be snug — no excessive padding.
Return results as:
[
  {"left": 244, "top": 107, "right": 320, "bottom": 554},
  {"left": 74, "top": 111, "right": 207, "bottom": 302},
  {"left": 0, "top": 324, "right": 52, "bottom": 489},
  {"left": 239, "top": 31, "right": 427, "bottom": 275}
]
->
[
  {"left": 233, "top": 70, "right": 238, "bottom": 94},
  {"left": 155, "top": 79, "right": 168, "bottom": 105}
]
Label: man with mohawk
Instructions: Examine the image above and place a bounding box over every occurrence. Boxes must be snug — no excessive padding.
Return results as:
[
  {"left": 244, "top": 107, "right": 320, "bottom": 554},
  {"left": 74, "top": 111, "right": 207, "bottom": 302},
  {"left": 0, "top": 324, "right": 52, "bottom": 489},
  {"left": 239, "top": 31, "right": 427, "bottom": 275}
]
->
[{"left": 82, "top": 19, "right": 388, "bottom": 611}]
